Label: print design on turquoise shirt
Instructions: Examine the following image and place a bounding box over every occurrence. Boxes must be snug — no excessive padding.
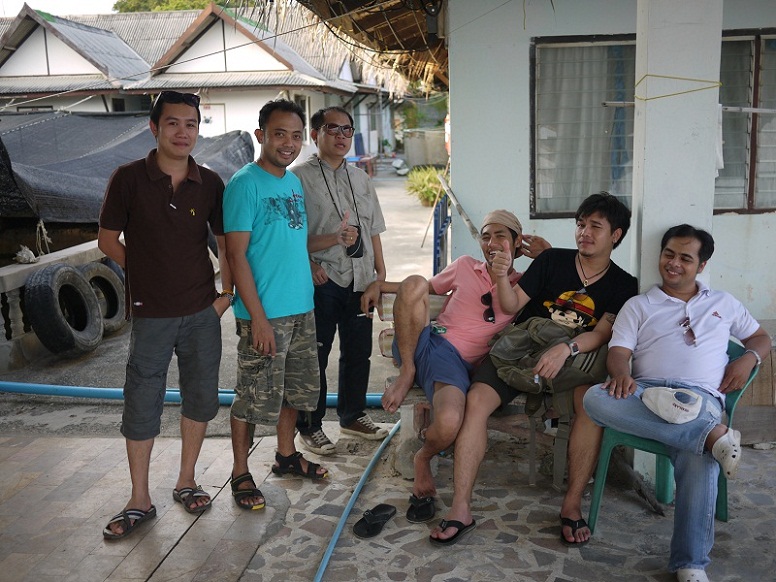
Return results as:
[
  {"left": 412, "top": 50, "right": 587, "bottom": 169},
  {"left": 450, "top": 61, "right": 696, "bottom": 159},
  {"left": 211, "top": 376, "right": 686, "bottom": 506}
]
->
[{"left": 262, "top": 189, "right": 305, "bottom": 230}]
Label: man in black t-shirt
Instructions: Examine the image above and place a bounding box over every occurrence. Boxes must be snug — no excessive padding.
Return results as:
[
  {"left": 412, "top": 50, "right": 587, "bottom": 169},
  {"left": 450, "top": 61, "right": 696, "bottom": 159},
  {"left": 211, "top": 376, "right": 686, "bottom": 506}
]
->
[{"left": 429, "top": 193, "right": 638, "bottom": 548}]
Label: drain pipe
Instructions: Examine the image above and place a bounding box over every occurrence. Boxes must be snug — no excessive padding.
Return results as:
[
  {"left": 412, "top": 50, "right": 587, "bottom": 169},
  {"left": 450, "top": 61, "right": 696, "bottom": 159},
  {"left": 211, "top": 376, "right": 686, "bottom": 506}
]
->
[
  {"left": 313, "top": 419, "right": 401, "bottom": 582},
  {"left": 0, "top": 381, "right": 384, "bottom": 407}
]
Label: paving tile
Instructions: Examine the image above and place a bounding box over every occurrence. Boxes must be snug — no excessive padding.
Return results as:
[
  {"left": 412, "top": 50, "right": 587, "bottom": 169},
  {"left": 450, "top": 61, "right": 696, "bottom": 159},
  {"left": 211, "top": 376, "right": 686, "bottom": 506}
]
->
[
  {"left": 0, "top": 552, "right": 47, "bottom": 582},
  {"left": 0, "top": 425, "right": 774, "bottom": 582}
]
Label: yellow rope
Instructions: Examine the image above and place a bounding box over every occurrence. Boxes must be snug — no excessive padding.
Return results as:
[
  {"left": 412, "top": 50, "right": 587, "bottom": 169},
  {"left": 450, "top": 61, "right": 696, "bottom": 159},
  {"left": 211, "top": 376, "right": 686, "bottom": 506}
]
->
[{"left": 633, "top": 73, "right": 722, "bottom": 102}]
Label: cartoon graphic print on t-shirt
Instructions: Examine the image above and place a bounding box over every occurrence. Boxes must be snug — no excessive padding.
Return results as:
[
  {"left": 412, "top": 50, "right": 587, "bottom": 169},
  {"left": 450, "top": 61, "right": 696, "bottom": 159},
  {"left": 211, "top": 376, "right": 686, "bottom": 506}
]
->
[{"left": 543, "top": 289, "right": 597, "bottom": 330}]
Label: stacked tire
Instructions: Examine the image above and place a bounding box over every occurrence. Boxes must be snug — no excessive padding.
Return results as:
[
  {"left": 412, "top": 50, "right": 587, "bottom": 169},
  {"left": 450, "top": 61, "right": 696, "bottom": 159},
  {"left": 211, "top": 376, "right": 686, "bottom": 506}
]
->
[{"left": 24, "top": 260, "right": 126, "bottom": 358}]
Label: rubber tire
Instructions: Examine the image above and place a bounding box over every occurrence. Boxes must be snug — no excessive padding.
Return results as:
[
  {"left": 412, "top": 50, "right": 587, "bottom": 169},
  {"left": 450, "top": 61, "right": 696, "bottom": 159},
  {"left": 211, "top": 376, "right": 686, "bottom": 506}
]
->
[
  {"left": 24, "top": 263, "right": 104, "bottom": 356},
  {"left": 78, "top": 261, "right": 127, "bottom": 335},
  {"left": 100, "top": 256, "right": 125, "bottom": 284}
]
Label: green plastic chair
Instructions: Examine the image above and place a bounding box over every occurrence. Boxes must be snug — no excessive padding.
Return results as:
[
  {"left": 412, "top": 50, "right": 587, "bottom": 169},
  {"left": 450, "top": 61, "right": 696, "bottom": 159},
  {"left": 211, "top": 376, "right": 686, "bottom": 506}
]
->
[{"left": 587, "top": 340, "right": 760, "bottom": 533}]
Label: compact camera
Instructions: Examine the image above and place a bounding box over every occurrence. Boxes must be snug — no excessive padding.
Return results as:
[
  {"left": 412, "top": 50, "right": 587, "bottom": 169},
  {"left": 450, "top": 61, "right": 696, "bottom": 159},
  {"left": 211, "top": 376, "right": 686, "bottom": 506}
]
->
[{"left": 346, "top": 224, "right": 364, "bottom": 258}]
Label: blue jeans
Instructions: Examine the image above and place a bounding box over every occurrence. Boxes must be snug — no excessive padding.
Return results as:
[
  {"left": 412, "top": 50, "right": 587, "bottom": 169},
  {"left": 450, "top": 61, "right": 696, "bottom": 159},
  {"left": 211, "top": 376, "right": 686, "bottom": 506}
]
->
[
  {"left": 583, "top": 378, "right": 723, "bottom": 572},
  {"left": 297, "top": 280, "right": 373, "bottom": 432}
]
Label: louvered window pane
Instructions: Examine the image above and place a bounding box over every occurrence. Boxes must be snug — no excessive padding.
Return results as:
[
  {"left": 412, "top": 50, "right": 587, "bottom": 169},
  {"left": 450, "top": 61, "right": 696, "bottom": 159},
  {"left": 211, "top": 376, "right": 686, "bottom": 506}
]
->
[
  {"left": 715, "top": 40, "right": 752, "bottom": 209},
  {"left": 755, "top": 38, "right": 776, "bottom": 208}
]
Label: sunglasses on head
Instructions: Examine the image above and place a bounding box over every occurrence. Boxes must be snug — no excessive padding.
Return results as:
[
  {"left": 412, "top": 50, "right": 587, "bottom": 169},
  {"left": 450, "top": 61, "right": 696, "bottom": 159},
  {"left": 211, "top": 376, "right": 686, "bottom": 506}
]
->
[
  {"left": 319, "top": 123, "right": 355, "bottom": 138},
  {"left": 154, "top": 91, "right": 201, "bottom": 108},
  {"left": 481, "top": 292, "right": 495, "bottom": 323}
]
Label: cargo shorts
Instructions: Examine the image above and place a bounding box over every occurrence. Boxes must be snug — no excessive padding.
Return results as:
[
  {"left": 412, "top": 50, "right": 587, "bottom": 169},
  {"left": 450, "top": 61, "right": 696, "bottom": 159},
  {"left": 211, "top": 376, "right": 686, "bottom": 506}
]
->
[{"left": 231, "top": 310, "right": 320, "bottom": 425}]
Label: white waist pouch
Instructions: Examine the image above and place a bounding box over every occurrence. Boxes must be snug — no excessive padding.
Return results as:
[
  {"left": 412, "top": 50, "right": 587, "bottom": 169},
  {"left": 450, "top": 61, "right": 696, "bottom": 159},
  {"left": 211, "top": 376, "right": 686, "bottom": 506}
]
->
[{"left": 641, "top": 387, "right": 702, "bottom": 424}]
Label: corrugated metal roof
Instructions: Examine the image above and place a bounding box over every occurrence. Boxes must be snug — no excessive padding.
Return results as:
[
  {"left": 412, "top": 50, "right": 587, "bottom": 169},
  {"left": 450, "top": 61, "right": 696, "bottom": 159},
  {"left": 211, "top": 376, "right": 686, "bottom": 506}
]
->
[
  {"left": 128, "top": 71, "right": 342, "bottom": 91},
  {"left": 72, "top": 12, "right": 200, "bottom": 67},
  {"left": 0, "top": 17, "right": 13, "bottom": 39},
  {"left": 0, "top": 75, "right": 116, "bottom": 95},
  {"left": 0, "top": 5, "right": 404, "bottom": 96},
  {"left": 233, "top": 5, "right": 348, "bottom": 80},
  {"left": 45, "top": 14, "right": 150, "bottom": 83},
  {"left": 0, "top": 7, "right": 149, "bottom": 84}
]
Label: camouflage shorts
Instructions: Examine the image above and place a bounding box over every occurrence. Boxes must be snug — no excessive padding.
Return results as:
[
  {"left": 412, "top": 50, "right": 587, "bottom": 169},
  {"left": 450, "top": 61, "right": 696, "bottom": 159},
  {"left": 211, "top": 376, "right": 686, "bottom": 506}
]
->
[{"left": 232, "top": 311, "right": 320, "bottom": 425}]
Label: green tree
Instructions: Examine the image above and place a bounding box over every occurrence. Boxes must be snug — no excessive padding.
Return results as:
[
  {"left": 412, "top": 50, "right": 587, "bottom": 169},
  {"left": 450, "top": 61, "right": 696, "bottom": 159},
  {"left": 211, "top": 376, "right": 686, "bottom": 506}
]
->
[{"left": 113, "top": 0, "right": 226, "bottom": 11}]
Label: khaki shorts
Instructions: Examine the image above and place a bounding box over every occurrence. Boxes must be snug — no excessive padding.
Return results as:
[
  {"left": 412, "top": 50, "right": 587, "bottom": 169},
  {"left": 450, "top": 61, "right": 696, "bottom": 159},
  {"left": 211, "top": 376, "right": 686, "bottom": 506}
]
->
[{"left": 231, "top": 311, "right": 320, "bottom": 425}]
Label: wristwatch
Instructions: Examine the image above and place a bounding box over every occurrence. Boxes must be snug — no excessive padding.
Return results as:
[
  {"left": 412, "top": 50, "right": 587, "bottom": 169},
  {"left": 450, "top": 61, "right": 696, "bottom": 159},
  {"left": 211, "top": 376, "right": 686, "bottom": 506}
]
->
[
  {"left": 567, "top": 341, "right": 580, "bottom": 357},
  {"left": 218, "top": 290, "right": 235, "bottom": 306}
]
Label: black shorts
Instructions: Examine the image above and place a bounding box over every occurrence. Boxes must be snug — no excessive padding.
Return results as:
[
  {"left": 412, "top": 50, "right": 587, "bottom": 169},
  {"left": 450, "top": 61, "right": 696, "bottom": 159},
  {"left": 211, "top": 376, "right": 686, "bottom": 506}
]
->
[{"left": 471, "top": 354, "right": 523, "bottom": 409}]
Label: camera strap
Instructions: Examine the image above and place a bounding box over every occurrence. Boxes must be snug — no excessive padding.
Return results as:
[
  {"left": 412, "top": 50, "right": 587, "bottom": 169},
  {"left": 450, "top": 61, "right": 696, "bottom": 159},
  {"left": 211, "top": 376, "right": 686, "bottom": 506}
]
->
[{"left": 317, "top": 158, "right": 362, "bottom": 227}]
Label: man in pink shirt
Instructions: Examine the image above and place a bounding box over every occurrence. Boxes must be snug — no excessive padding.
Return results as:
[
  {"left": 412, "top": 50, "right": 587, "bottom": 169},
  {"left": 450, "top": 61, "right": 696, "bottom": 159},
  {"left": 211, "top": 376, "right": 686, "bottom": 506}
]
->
[{"left": 361, "top": 210, "right": 547, "bottom": 522}]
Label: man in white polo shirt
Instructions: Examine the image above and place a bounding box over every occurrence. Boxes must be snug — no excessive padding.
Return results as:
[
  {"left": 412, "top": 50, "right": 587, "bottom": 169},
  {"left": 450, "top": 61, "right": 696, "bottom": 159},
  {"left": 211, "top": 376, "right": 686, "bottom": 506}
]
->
[{"left": 583, "top": 224, "right": 770, "bottom": 582}]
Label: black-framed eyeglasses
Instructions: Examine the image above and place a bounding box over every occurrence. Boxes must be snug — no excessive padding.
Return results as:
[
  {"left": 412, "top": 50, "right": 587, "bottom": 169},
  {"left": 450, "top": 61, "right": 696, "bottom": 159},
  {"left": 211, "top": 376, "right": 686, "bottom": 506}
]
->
[
  {"left": 154, "top": 91, "right": 201, "bottom": 108},
  {"left": 481, "top": 292, "right": 495, "bottom": 323},
  {"left": 679, "top": 317, "right": 696, "bottom": 346},
  {"left": 320, "top": 123, "right": 355, "bottom": 138}
]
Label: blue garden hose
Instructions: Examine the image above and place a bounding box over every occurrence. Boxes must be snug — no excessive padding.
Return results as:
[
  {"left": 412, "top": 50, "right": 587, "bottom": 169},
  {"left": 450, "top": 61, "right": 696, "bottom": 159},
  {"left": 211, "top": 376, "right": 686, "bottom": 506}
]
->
[
  {"left": 313, "top": 419, "right": 402, "bottom": 582},
  {"left": 0, "top": 381, "right": 384, "bottom": 407}
]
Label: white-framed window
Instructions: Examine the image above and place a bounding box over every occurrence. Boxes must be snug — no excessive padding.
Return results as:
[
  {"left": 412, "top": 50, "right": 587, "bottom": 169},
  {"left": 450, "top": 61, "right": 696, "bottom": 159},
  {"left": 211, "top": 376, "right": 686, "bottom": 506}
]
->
[{"left": 532, "top": 33, "right": 776, "bottom": 216}]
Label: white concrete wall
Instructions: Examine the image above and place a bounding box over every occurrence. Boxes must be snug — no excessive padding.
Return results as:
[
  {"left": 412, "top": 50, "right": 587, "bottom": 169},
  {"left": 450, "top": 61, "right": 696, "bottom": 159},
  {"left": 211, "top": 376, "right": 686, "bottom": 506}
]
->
[
  {"left": 0, "top": 27, "right": 101, "bottom": 76},
  {"left": 0, "top": 94, "right": 145, "bottom": 112},
  {"left": 166, "top": 21, "right": 285, "bottom": 74},
  {"left": 447, "top": 0, "right": 776, "bottom": 319},
  {"left": 199, "top": 88, "right": 333, "bottom": 165}
]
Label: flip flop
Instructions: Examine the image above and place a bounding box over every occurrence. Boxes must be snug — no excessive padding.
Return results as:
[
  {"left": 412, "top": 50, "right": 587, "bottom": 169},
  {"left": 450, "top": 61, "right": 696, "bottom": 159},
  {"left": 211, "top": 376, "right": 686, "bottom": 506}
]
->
[
  {"left": 559, "top": 515, "right": 590, "bottom": 547},
  {"left": 429, "top": 519, "right": 476, "bottom": 546},
  {"left": 103, "top": 505, "right": 157, "bottom": 540},
  {"left": 406, "top": 494, "right": 435, "bottom": 523},
  {"left": 353, "top": 503, "right": 397, "bottom": 538},
  {"left": 173, "top": 485, "right": 212, "bottom": 514}
]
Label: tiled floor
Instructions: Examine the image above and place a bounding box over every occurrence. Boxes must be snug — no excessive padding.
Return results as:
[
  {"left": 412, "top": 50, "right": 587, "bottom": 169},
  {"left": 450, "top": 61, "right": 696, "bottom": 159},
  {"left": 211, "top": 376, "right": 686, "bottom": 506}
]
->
[{"left": 1, "top": 420, "right": 775, "bottom": 582}]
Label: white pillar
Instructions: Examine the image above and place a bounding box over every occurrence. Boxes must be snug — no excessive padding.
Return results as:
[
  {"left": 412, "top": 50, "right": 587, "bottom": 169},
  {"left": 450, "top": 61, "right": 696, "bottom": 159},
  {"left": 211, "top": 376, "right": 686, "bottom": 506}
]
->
[
  {"left": 630, "top": 0, "right": 723, "bottom": 481},
  {"left": 630, "top": 0, "right": 723, "bottom": 287}
]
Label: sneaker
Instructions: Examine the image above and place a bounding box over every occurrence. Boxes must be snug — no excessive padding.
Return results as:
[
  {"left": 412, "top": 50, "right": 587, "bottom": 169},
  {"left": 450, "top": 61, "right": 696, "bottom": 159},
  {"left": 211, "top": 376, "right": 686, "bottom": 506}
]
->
[
  {"left": 340, "top": 414, "right": 389, "bottom": 440},
  {"left": 298, "top": 429, "right": 336, "bottom": 456},
  {"left": 676, "top": 568, "right": 710, "bottom": 582},
  {"left": 711, "top": 427, "right": 742, "bottom": 480}
]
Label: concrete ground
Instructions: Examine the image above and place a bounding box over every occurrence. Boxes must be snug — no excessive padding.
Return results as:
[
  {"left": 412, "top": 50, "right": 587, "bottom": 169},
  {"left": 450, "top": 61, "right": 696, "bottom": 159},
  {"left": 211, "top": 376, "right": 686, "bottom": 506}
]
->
[{"left": 1, "top": 164, "right": 775, "bottom": 581}]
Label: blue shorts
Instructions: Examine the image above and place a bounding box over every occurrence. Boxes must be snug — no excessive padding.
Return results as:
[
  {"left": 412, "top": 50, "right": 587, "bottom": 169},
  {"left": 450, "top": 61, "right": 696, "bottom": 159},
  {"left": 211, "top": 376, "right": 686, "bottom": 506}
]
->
[{"left": 392, "top": 325, "right": 473, "bottom": 401}]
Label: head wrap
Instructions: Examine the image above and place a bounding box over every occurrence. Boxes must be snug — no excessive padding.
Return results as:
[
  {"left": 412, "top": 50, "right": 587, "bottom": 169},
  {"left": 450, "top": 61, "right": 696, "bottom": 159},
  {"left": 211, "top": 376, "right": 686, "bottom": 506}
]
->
[{"left": 480, "top": 210, "right": 522, "bottom": 236}]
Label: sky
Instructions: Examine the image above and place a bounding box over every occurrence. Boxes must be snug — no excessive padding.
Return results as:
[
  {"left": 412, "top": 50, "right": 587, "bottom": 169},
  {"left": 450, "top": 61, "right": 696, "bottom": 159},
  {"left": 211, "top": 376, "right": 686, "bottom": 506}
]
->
[{"left": 0, "top": 0, "right": 116, "bottom": 17}]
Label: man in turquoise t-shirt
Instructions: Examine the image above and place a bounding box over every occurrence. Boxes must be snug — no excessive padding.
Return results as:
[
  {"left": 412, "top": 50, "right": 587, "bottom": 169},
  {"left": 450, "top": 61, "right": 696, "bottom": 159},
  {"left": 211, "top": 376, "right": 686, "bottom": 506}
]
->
[{"left": 223, "top": 99, "right": 327, "bottom": 511}]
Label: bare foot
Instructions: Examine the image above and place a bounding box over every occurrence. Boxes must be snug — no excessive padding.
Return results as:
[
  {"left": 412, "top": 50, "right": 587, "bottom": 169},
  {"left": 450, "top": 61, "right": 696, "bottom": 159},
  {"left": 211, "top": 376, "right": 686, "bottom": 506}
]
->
[
  {"left": 382, "top": 370, "right": 415, "bottom": 413},
  {"left": 412, "top": 446, "right": 437, "bottom": 498}
]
